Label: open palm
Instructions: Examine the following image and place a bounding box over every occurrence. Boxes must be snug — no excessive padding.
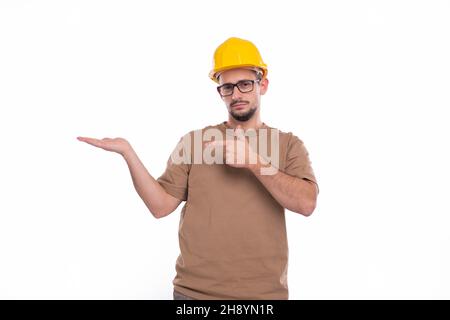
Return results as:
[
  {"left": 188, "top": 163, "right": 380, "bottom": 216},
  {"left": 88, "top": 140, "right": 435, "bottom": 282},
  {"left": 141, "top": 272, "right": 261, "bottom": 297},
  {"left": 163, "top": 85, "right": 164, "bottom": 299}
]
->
[{"left": 77, "top": 136, "right": 131, "bottom": 155}]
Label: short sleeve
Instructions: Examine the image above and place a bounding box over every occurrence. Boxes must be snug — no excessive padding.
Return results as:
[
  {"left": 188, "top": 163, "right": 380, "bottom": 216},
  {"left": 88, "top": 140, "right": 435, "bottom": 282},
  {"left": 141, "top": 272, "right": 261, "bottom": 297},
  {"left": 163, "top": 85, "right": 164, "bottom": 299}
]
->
[
  {"left": 284, "top": 134, "right": 319, "bottom": 192},
  {"left": 156, "top": 135, "right": 191, "bottom": 201}
]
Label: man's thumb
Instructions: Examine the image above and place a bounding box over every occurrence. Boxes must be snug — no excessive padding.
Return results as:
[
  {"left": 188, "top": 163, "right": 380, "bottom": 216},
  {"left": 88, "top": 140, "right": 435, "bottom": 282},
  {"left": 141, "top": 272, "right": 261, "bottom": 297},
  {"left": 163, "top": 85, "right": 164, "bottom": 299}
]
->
[{"left": 235, "top": 125, "right": 245, "bottom": 140}]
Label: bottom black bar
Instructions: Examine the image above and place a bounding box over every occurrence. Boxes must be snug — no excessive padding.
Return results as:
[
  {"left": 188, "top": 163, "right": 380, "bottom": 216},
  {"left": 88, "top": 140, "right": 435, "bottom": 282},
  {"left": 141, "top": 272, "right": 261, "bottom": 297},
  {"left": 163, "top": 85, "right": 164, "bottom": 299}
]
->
[{"left": 0, "top": 300, "right": 447, "bottom": 319}]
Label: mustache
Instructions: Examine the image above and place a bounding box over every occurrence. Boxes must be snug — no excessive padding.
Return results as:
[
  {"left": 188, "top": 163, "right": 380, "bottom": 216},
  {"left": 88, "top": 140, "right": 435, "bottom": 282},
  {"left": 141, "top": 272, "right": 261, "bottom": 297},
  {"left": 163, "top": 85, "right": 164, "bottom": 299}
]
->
[{"left": 231, "top": 100, "right": 249, "bottom": 107}]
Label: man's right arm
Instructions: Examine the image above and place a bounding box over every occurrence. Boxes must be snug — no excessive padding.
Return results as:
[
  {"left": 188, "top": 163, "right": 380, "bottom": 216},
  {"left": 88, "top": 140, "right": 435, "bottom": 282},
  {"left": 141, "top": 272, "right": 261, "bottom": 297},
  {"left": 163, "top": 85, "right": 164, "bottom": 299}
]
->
[{"left": 122, "top": 148, "right": 182, "bottom": 219}]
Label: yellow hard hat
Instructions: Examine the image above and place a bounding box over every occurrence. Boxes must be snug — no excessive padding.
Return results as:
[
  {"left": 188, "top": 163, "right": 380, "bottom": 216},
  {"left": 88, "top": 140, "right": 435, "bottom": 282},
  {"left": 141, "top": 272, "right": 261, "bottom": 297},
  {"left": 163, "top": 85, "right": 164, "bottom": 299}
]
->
[{"left": 209, "top": 37, "right": 268, "bottom": 83}]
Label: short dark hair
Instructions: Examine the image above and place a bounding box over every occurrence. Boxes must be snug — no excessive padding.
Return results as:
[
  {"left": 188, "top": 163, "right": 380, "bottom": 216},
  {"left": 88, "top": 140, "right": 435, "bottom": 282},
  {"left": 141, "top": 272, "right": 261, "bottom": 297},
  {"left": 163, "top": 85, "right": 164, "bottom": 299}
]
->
[{"left": 254, "top": 69, "right": 263, "bottom": 81}]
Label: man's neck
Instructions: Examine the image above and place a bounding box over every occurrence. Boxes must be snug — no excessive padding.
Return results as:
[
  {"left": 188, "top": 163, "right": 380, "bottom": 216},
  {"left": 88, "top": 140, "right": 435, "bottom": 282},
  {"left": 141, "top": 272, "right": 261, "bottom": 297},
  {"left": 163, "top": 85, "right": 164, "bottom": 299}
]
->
[{"left": 226, "top": 117, "right": 263, "bottom": 130}]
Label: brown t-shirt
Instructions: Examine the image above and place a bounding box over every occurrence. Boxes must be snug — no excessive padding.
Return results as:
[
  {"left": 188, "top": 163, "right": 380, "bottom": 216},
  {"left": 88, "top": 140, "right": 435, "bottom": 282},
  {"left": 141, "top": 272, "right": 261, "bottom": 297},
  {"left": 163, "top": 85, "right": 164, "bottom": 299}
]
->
[{"left": 157, "top": 121, "right": 318, "bottom": 300}]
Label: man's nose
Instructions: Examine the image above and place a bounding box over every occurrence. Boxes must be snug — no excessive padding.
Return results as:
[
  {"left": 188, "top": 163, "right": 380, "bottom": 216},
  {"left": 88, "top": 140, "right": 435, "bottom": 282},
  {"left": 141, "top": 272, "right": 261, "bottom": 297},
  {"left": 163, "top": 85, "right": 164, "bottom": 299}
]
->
[{"left": 231, "top": 85, "right": 243, "bottom": 100}]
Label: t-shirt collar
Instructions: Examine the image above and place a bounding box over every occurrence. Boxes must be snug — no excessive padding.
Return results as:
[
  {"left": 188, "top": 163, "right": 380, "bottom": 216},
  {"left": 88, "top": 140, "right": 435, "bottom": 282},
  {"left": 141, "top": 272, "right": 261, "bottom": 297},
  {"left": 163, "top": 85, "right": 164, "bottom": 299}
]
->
[{"left": 220, "top": 121, "right": 268, "bottom": 131}]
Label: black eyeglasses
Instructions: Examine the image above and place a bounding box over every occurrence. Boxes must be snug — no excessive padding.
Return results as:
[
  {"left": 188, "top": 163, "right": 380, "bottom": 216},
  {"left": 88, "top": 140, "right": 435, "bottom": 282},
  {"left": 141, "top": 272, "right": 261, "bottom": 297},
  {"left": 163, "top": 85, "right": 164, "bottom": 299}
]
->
[{"left": 217, "top": 79, "right": 261, "bottom": 97}]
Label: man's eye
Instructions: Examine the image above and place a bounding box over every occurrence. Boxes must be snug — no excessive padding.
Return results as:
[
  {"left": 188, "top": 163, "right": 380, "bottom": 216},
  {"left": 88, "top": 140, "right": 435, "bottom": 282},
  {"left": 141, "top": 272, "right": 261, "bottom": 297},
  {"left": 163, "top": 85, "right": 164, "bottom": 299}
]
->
[
  {"left": 239, "top": 81, "right": 252, "bottom": 88},
  {"left": 222, "top": 85, "right": 233, "bottom": 91}
]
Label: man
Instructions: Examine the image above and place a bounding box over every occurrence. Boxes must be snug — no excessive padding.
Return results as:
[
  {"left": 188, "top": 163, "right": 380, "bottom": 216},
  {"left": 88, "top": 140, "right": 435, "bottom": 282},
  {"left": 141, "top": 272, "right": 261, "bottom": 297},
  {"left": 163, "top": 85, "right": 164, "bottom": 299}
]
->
[{"left": 77, "top": 37, "right": 318, "bottom": 300}]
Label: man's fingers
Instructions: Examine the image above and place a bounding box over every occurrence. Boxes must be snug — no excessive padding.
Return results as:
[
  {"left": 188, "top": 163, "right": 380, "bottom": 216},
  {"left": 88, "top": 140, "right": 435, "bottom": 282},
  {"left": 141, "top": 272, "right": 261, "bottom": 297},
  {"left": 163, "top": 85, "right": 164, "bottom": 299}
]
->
[
  {"left": 77, "top": 136, "right": 105, "bottom": 148},
  {"left": 206, "top": 140, "right": 226, "bottom": 148},
  {"left": 77, "top": 136, "right": 97, "bottom": 144},
  {"left": 234, "top": 125, "right": 245, "bottom": 140}
]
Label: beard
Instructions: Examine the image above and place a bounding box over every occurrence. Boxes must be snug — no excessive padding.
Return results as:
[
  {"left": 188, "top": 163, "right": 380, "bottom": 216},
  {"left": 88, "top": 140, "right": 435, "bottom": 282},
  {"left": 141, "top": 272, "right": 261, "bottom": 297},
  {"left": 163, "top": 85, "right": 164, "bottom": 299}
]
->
[{"left": 229, "top": 105, "right": 257, "bottom": 122}]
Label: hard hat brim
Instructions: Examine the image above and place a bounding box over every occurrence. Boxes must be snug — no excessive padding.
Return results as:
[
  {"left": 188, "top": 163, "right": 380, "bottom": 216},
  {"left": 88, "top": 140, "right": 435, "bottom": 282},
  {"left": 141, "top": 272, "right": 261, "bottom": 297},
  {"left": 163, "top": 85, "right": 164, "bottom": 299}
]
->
[{"left": 209, "top": 65, "right": 268, "bottom": 83}]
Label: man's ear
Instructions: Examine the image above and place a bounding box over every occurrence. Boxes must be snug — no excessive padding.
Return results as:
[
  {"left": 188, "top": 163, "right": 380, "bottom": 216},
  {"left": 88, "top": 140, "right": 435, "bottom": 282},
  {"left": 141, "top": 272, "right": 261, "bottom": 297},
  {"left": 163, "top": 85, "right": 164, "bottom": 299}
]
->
[{"left": 260, "top": 78, "right": 269, "bottom": 95}]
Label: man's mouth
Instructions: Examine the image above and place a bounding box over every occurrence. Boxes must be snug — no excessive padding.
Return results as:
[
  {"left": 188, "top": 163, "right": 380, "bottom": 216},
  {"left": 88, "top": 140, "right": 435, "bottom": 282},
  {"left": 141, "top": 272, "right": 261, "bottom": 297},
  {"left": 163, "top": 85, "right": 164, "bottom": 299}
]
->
[{"left": 231, "top": 102, "right": 248, "bottom": 108}]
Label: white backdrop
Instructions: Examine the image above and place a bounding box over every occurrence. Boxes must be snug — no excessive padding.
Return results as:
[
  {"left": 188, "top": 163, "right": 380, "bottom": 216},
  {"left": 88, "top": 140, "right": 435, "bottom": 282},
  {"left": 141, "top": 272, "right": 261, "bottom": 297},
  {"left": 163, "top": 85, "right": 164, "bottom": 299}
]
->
[{"left": 1, "top": 0, "right": 449, "bottom": 299}]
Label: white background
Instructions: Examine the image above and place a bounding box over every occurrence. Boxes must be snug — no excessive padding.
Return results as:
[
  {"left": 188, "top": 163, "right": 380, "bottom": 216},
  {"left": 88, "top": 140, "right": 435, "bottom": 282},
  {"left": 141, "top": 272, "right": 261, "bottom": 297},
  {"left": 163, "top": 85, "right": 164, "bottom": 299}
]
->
[{"left": 1, "top": 0, "right": 449, "bottom": 299}]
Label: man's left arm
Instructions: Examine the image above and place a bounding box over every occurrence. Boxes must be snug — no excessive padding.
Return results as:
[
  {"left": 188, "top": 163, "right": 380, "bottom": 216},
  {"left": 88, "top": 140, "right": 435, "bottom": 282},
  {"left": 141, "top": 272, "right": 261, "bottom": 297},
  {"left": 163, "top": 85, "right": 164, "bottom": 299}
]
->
[
  {"left": 249, "top": 161, "right": 318, "bottom": 216},
  {"left": 208, "top": 126, "right": 318, "bottom": 216}
]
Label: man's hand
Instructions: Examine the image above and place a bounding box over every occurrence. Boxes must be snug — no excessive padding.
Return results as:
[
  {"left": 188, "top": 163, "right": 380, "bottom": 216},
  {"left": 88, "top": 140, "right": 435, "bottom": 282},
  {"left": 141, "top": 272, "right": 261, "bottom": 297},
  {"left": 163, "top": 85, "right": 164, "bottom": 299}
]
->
[
  {"left": 77, "top": 135, "right": 181, "bottom": 218},
  {"left": 206, "top": 125, "right": 266, "bottom": 171},
  {"left": 77, "top": 136, "right": 132, "bottom": 156}
]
